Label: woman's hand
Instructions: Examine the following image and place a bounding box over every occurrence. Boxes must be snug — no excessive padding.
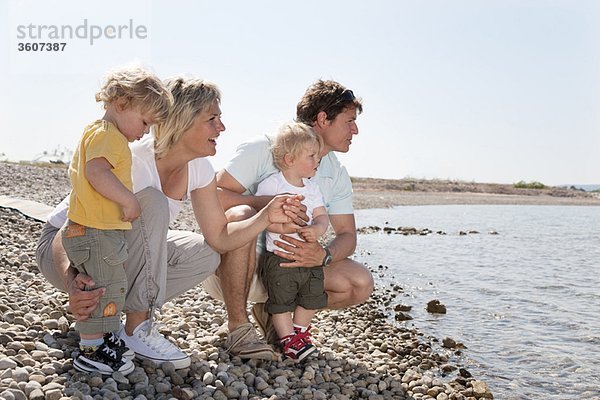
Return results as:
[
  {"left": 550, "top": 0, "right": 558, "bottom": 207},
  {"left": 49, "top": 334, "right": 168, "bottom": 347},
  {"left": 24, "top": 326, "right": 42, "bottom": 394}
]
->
[
  {"left": 273, "top": 234, "right": 327, "bottom": 268},
  {"left": 285, "top": 196, "right": 309, "bottom": 227},
  {"left": 265, "top": 194, "right": 305, "bottom": 225},
  {"left": 67, "top": 272, "right": 105, "bottom": 321}
]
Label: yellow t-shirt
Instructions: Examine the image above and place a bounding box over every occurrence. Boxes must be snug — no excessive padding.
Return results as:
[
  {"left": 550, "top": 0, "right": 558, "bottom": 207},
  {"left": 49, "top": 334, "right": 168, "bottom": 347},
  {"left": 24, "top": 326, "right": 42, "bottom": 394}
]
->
[{"left": 67, "top": 120, "right": 133, "bottom": 230}]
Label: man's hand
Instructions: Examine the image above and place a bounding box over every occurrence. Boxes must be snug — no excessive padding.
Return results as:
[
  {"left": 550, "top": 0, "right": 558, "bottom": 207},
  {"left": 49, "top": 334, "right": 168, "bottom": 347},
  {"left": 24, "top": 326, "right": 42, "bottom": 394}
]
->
[
  {"left": 67, "top": 272, "right": 104, "bottom": 321},
  {"left": 273, "top": 234, "right": 327, "bottom": 268}
]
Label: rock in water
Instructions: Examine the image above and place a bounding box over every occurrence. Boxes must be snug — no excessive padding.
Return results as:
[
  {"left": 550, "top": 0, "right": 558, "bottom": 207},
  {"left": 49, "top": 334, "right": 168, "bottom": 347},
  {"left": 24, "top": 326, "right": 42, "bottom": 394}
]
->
[{"left": 427, "top": 299, "right": 447, "bottom": 314}]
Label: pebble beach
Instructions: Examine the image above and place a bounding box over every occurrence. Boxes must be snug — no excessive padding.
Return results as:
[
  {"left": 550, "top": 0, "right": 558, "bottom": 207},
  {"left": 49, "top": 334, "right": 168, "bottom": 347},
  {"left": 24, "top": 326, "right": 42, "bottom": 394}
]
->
[{"left": 0, "top": 162, "right": 496, "bottom": 400}]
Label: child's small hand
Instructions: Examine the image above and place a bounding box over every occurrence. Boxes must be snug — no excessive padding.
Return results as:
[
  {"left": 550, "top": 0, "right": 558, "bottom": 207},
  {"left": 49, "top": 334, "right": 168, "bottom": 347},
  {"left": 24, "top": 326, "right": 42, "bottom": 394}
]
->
[
  {"left": 121, "top": 197, "right": 141, "bottom": 222},
  {"left": 298, "top": 226, "right": 317, "bottom": 242}
]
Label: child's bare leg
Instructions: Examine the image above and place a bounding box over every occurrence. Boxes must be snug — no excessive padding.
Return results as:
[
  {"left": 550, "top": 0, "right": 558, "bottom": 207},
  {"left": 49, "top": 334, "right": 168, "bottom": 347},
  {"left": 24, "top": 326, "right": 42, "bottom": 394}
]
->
[
  {"left": 292, "top": 306, "right": 316, "bottom": 328},
  {"left": 272, "top": 312, "right": 294, "bottom": 338}
]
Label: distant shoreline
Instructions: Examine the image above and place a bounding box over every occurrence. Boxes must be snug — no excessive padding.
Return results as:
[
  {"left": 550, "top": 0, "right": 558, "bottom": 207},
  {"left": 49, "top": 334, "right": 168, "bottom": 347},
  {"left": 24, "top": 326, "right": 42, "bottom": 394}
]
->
[
  {"left": 351, "top": 176, "right": 600, "bottom": 209},
  {"left": 352, "top": 189, "right": 600, "bottom": 209},
  {"left": 2, "top": 161, "right": 599, "bottom": 209}
]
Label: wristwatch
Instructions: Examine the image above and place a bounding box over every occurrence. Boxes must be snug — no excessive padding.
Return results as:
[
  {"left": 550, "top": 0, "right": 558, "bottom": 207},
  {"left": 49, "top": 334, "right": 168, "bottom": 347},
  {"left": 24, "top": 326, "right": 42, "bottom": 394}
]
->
[{"left": 321, "top": 247, "right": 333, "bottom": 267}]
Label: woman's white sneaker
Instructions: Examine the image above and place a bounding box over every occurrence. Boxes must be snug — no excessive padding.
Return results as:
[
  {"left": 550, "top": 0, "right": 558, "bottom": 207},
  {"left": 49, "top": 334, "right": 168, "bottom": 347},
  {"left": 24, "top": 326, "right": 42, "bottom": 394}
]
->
[{"left": 119, "top": 320, "right": 190, "bottom": 369}]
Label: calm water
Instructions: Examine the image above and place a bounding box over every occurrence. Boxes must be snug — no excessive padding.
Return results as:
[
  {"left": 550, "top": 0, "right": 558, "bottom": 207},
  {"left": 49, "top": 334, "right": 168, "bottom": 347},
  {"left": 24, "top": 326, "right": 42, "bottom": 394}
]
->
[{"left": 353, "top": 205, "right": 600, "bottom": 400}]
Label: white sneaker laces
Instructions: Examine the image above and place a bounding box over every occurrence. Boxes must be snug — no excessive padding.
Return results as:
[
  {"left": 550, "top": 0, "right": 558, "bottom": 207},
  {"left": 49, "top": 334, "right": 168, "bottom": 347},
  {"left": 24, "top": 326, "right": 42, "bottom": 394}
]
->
[
  {"left": 106, "top": 332, "right": 126, "bottom": 347},
  {"left": 138, "top": 323, "right": 179, "bottom": 353},
  {"left": 100, "top": 345, "right": 118, "bottom": 359}
]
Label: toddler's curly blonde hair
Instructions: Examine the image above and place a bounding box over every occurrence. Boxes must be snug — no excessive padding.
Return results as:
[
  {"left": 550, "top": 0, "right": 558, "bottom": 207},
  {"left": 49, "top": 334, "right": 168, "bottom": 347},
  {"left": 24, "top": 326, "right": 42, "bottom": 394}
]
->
[
  {"left": 271, "top": 122, "right": 323, "bottom": 171},
  {"left": 95, "top": 66, "right": 172, "bottom": 123}
]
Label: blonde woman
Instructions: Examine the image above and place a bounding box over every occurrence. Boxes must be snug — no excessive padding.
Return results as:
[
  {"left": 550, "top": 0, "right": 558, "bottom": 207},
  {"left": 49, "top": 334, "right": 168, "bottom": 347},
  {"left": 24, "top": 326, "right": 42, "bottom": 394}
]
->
[{"left": 37, "top": 76, "right": 299, "bottom": 368}]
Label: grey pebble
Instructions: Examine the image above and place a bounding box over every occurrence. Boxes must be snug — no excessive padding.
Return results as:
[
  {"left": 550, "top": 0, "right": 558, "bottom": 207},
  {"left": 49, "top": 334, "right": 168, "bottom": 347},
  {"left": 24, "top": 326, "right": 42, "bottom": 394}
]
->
[
  {"left": 155, "top": 382, "right": 171, "bottom": 393},
  {"left": 44, "top": 388, "right": 62, "bottom": 400},
  {"left": 202, "top": 371, "right": 215, "bottom": 385},
  {"left": 161, "top": 361, "right": 176, "bottom": 375},
  {"left": 212, "top": 390, "right": 228, "bottom": 400},
  {"left": 0, "top": 389, "right": 25, "bottom": 400},
  {"left": 254, "top": 377, "right": 269, "bottom": 391},
  {"left": 28, "top": 388, "right": 44, "bottom": 400},
  {"left": 12, "top": 367, "right": 29, "bottom": 383},
  {"left": 0, "top": 390, "right": 15, "bottom": 400},
  {"left": 23, "top": 381, "right": 41, "bottom": 397},
  {"left": 0, "top": 357, "right": 17, "bottom": 369}
]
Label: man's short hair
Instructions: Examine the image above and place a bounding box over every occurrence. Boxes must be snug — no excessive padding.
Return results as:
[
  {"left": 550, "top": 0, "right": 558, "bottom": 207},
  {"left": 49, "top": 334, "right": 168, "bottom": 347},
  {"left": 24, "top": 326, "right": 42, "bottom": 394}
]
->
[{"left": 296, "top": 80, "right": 363, "bottom": 125}]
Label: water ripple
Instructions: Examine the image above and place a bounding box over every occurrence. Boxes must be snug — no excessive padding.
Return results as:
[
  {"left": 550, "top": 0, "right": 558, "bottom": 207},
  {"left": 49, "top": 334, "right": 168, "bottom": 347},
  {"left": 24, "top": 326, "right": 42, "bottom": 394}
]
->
[{"left": 355, "top": 205, "right": 600, "bottom": 400}]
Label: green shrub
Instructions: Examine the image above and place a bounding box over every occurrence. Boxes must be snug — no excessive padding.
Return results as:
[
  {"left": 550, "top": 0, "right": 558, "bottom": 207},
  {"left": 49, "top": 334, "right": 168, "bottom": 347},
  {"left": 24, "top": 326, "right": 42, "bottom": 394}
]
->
[{"left": 514, "top": 180, "right": 546, "bottom": 189}]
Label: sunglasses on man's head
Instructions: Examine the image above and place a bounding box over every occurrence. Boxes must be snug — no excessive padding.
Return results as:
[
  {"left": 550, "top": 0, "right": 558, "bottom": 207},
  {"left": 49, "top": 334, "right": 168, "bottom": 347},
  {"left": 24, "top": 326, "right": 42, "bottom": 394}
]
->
[
  {"left": 339, "top": 89, "right": 355, "bottom": 101},
  {"left": 324, "top": 89, "right": 356, "bottom": 111}
]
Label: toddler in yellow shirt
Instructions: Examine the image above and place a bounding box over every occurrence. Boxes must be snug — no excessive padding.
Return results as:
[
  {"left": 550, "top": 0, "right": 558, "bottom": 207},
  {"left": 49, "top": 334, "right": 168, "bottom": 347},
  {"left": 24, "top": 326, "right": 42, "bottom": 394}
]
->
[{"left": 61, "top": 66, "right": 171, "bottom": 375}]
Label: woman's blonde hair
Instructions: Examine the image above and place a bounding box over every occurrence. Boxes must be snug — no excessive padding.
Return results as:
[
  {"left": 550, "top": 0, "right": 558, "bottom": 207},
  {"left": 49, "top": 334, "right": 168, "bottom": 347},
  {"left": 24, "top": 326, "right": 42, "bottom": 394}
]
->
[
  {"left": 271, "top": 122, "right": 323, "bottom": 171},
  {"left": 153, "top": 77, "right": 221, "bottom": 159},
  {"left": 95, "top": 66, "right": 172, "bottom": 123}
]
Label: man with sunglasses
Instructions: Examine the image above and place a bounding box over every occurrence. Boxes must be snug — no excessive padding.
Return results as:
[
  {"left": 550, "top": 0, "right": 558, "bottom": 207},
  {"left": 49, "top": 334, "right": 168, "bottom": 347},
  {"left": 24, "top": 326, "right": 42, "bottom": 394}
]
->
[{"left": 205, "top": 80, "right": 374, "bottom": 359}]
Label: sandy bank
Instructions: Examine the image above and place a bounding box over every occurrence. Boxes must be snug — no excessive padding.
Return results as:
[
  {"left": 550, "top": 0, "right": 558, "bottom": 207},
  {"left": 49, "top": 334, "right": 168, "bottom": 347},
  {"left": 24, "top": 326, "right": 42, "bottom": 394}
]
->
[{"left": 352, "top": 189, "right": 600, "bottom": 209}]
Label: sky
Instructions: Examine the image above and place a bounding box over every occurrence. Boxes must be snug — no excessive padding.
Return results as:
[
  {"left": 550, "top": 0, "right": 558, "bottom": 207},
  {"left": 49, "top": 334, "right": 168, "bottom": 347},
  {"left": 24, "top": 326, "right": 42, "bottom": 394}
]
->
[{"left": 1, "top": 0, "right": 599, "bottom": 185}]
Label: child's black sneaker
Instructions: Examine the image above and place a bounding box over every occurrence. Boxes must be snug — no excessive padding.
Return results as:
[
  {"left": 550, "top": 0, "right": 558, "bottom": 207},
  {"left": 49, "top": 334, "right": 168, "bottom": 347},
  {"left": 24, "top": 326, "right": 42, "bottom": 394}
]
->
[
  {"left": 104, "top": 331, "right": 134, "bottom": 360},
  {"left": 74, "top": 341, "right": 135, "bottom": 375}
]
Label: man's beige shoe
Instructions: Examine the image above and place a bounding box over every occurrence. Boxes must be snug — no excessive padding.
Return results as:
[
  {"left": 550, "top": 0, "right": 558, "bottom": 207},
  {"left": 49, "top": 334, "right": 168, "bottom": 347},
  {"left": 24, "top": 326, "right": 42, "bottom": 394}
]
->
[
  {"left": 225, "top": 322, "right": 278, "bottom": 360},
  {"left": 251, "top": 302, "right": 279, "bottom": 346}
]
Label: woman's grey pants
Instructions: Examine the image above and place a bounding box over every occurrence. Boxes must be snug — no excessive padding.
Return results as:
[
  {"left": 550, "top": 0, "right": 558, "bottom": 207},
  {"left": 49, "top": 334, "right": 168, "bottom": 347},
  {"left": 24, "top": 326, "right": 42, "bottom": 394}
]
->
[{"left": 36, "top": 187, "right": 220, "bottom": 314}]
